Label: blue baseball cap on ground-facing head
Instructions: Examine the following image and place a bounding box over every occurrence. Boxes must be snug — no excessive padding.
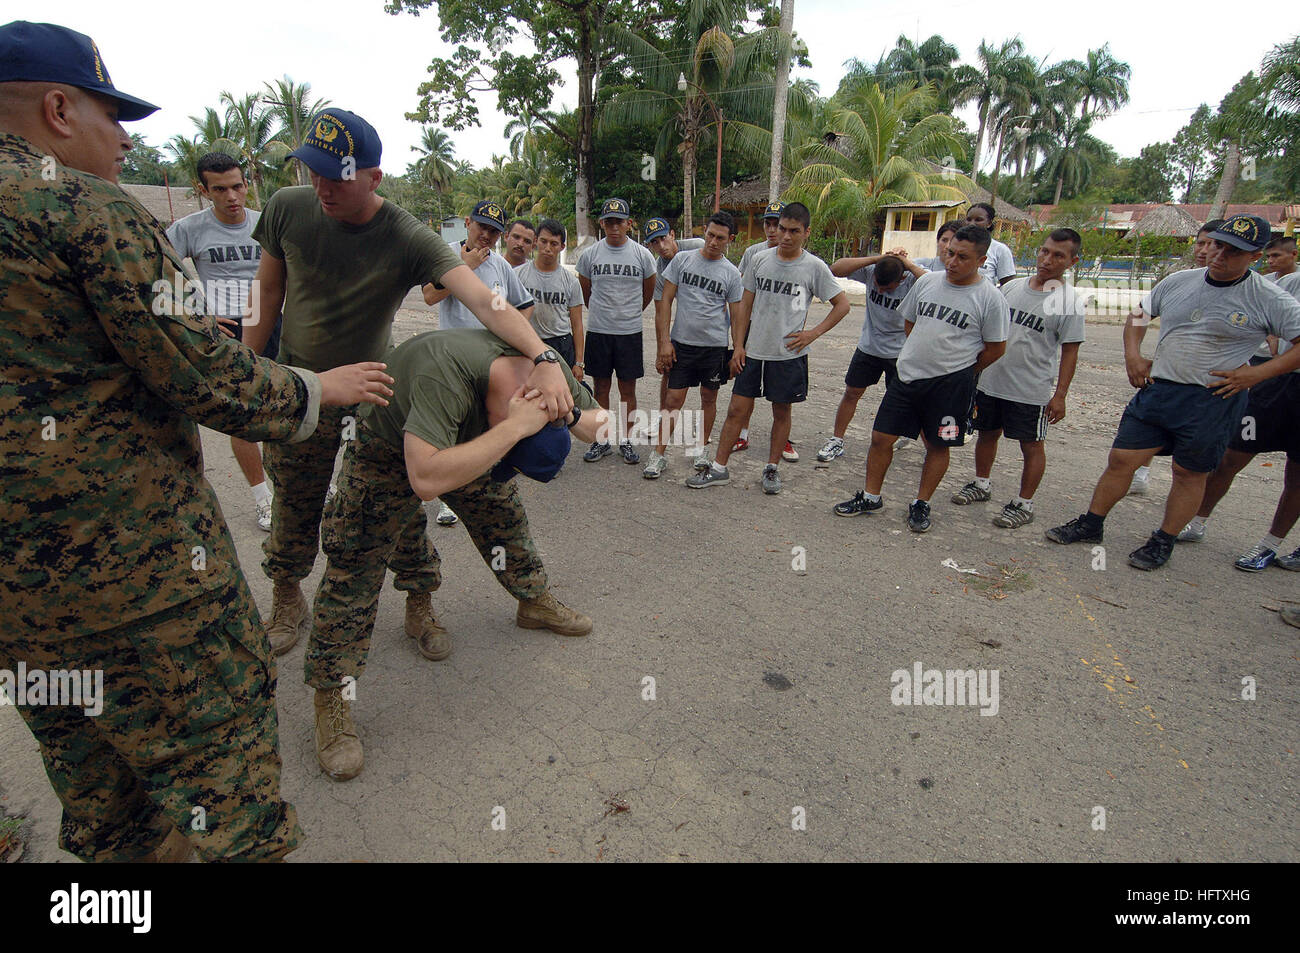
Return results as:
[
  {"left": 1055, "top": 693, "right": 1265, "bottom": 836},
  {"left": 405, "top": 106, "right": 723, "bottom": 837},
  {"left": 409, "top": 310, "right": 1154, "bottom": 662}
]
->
[
  {"left": 762, "top": 201, "right": 787, "bottom": 220},
  {"left": 0, "top": 21, "right": 159, "bottom": 121},
  {"left": 491, "top": 422, "right": 572, "bottom": 483},
  {"left": 288, "top": 109, "right": 382, "bottom": 180},
  {"left": 470, "top": 200, "right": 508, "bottom": 231},
  {"left": 644, "top": 218, "right": 671, "bottom": 242},
  {"left": 600, "top": 197, "right": 631, "bottom": 220}
]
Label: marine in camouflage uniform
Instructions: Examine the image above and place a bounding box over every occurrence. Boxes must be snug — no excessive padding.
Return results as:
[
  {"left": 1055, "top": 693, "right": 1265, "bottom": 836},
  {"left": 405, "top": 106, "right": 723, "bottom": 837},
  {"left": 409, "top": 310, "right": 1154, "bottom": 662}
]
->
[{"left": 0, "top": 22, "right": 380, "bottom": 860}]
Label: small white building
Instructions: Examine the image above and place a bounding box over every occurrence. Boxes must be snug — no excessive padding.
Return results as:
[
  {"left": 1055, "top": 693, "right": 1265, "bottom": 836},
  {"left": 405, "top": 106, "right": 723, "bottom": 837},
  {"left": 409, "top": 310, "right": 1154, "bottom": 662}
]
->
[{"left": 879, "top": 200, "right": 965, "bottom": 259}]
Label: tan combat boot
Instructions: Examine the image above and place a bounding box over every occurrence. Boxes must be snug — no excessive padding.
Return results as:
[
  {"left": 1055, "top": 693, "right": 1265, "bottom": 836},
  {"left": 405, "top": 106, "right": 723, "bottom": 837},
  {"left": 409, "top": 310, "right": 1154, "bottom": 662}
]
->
[
  {"left": 314, "top": 687, "right": 363, "bottom": 781},
  {"left": 131, "top": 827, "right": 195, "bottom": 863},
  {"left": 404, "top": 592, "right": 451, "bottom": 660},
  {"left": 516, "top": 591, "right": 593, "bottom": 637},
  {"left": 266, "top": 580, "right": 308, "bottom": 656}
]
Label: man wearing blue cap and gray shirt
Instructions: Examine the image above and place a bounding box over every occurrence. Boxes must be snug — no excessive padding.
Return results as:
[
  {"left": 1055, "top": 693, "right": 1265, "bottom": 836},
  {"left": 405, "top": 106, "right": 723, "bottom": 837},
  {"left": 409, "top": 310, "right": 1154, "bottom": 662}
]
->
[
  {"left": 241, "top": 108, "right": 574, "bottom": 769},
  {"left": 1046, "top": 214, "right": 1300, "bottom": 571},
  {"left": 0, "top": 21, "right": 398, "bottom": 861},
  {"left": 303, "top": 328, "right": 607, "bottom": 780},
  {"left": 576, "top": 197, "right": 657, "bottom": 464}
]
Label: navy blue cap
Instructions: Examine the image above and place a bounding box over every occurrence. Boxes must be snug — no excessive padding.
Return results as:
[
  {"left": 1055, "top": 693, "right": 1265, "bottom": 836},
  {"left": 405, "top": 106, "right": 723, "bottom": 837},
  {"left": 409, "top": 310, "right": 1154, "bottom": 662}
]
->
[
  {"left": 491, "top": 423, "right": 572, "bottom": 483},
  {"left": 288, "top": 109, "right": 382, "bottom": 180},
  {"left": 644, "top": 218, "right": 671, "bottom": 242},
  {"left": 762, "top": 201, "right": 787, "bottom": 220},
  {"left": 1211, "top": 214, "right": 1272, "bottom": 252},
  {"left": 0, "top": 21, "right": 159, "bottom": 121},
  {"left": 600, "top": 197, "right": 631, "bottom": 220},
  {"left": 470, "top": 200, "right": 507, "bottom": 231}
]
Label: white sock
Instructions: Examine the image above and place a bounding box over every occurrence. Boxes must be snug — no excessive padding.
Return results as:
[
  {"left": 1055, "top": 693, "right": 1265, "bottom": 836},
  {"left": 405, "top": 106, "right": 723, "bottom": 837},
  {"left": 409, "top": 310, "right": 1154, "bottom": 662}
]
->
[
  {"left": 974, "top": 476, "right": 991, "bottom": 491},
  {"left": 1134, "top": 466, "right": 1150, "bottom": 480},
  {"left": 739, "top": 428, "right": 749, "bottom": 440},
  {"left": 1188, "top": 515, "right": 1208, "bottom": 531},
  {"left": 864, "top": 491, "right": 881, "bottom": 503},
  {"left": 1014, "top": 495, "right": 1033, "bottom": 509},
  {"left": 1262, "top": 534, "right": 1285, "bottom": 551},
  {"left": 251, "top": 481, "right": 271, "bottom": 505},
  {"left": 711, "top": 461, "right": 727, "bottom": 474}
]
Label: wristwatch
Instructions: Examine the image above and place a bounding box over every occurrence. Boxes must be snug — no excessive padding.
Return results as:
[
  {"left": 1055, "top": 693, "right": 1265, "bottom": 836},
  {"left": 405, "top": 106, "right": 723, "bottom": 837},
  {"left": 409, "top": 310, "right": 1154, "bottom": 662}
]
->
[
  {"left": 566, "top": 406, "right": 582, "bottom": 429},
  {"left": 533, "top": 349, "right": 561, "bottom": 366}
]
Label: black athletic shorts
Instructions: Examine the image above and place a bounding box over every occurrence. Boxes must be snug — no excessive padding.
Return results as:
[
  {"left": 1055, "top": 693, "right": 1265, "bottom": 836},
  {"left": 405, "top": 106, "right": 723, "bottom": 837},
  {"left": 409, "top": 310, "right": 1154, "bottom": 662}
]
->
[
  {"left": 973, "top": 389, "right": 1048, "bottom": 442},
  {"left": 585, "top": 330, "right": 643, "bottom": 380},
  {"left": 873, "top": 366, "right": 977, "bottom": 447},
  {"left": 667, "top": 341, "right": 727, "bottom": 391},
  {"left": 543, "top": 333, "right": 576, "bottom": 368},
  {"left": 732, "top": 355, "right": 808, "bottom": 403},
  {"left": 845, "top": 348, "right": 897, "bottom": 389},
  {"left": 1113, "top": 378, "right": 1248, "bottom": 473},
  {"left": 231, "top": 314, "right": 281, "bottom": 361},
  {"left": 1227, "top": 373, "right": 1300, "bottom": 460}
]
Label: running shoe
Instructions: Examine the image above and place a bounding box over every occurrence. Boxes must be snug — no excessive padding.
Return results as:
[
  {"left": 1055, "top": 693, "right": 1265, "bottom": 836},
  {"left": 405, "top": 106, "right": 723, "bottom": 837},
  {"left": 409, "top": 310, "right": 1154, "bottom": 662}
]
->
[
  {"left": 834, "top": 491, "right": 882, "bottom": 517},
  {"left": 817, "top": 437, "right": 845, "bottom": 462},
  {"left": 255, "top": 497, "right": 273, "bottom": 532},
  {"left": 1275, "top": 546, "right": 1300, "bottom": 571},
  {"left": 642, "top": 452, "right": 668, "bottom": 480},
  {"left": 619, "top": 441, "right": 640, "bottom": 465},
  {"left": 782, "top": 440, "right": 799, "bottom": 462},
  {"left": 1128, "top": 532, "right": 1174, "bottom": 570},
  {"left": 583, "top": 441, "right": 613, "bottom": 462},
  {"left": 951, "top": 481, "right": 992, "bottom": 505},
  {"left": 1233, "top": 544, "right": 1276, "bottom": 573},
  {"left": 732, "top": 437, "right": 749, "bottom": 452},
  {"left": 1127, "top": 472, "right": 1149, "bottom": 496},
  {"left": 1045, "top": 515, "right": 1103, "bottom": 544},
  {"left": 1177, "top": 521, "right": 1206, "bottom": 543},
  {"left": 992, "top": 501, "right": 1034, "bottom": 528},
  {"left": 436, "top": 502, "right": 458, "bottom": 525},
  {"left": 761, "top": 464, "right": 782, "bottom": 494},
  {"left": 907, "top": 499, "right": 932, "bottom": 533},
  {"left": 685, "top": 465, "right": 730, "bottom": 488}
]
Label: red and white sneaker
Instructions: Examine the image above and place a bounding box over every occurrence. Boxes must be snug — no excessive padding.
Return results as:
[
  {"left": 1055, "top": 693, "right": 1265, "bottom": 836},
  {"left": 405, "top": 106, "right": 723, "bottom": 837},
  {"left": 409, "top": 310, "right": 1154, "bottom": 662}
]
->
[
  {"left": 782, "top": 440, "right": 799, "bottom": 462},
  {"left": 732, "top": 437, "right": 749, "bottom": 452}
]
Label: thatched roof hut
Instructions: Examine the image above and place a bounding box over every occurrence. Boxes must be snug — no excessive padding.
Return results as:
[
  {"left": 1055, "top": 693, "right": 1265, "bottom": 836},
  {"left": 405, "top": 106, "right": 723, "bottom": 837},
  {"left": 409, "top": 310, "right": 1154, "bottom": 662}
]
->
[{"left": 1128, "top": 203, "right": 1206, "bottom": 238}]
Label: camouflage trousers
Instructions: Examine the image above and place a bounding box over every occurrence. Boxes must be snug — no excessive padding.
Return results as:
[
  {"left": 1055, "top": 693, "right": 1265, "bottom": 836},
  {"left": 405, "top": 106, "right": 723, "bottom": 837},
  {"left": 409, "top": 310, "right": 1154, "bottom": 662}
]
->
[
  {"left": 0, "top": 580, "right": 301, "bottom": 862},
  {"left": 305, "top": 425, "right": 548, "bottom": 688},
  {"left": 262, "top": 404, "right": 435, "bottom": 591}
]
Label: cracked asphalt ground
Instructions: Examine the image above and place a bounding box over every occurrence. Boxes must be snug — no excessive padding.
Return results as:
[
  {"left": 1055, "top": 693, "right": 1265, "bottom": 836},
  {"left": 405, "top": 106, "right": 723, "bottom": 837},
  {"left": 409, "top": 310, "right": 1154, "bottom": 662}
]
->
[{"left": 3, "top": 289, "right": 1297, "bottom": 862}]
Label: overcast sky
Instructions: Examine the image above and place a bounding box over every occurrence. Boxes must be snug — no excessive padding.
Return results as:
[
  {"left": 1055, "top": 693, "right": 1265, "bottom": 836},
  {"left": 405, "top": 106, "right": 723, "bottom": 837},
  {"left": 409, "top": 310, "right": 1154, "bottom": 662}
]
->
[{"left": 31, "top": 0, "right": 1285, "bottom": 176}]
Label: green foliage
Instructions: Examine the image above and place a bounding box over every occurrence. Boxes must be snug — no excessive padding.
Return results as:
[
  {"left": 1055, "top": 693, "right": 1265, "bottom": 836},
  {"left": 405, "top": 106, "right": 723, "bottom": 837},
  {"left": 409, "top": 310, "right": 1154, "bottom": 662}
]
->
[{"left": 120, "top": 133, "right": 167, "bottom": 186}]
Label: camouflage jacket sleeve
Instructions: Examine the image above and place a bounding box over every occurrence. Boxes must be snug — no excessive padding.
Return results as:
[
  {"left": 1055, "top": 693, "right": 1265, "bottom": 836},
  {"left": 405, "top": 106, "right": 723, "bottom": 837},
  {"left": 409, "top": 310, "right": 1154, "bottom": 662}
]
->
[{"left": 65, "top": 198, "right": 320, "bottom": 443}]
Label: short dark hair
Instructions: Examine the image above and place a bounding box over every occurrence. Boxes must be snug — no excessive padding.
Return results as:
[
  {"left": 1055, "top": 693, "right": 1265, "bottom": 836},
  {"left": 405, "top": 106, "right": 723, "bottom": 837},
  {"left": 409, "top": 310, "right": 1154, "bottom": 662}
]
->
[
  {"left": 780, "top": 201, "right": 812, "bottom": 230},
  {"left": 1047, "top": 227, "right": 1083, "bottom": 255},
  {"left": 875, "top": 255, "right": 904, "bottom": 285},
  {"left": 196, "top": 151, "right": 243, "bottom": 188},
  {"left": 936, "top": 220, "right": 960, "bottom": 241},
  {"left": 536, "top": 218, "right": 566, "bottom": 244},
  {"left": 1265, "top": 235, "right": 1296, "bottom": 252},
  {"left": 1199, "top": 219, "right": 1225, "bottom": 237},
  {"left": 706, "top": 211, "right": 736, "bottom": 236},
  {"left": 953, "top": 224, "right": 992, "bottom": 255},
  {"left": 968, "top": 202, "right": 996, "bottom": 223},
  {"left": 507, "top": 218, "right": 536, "bottom": 236}
]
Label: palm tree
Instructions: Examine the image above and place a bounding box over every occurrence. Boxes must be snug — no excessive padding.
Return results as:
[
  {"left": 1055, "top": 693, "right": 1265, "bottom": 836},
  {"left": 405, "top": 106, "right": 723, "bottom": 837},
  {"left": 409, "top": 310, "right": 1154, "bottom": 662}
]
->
[
  {"left": 948, "top": 38, "right": 1035, "bottom": 177},
  {"left": 262, "top": 76, "right": 330, "bottom": 186},
  {"left": 1040, "top": 113, "right": 1108, "bottom": 204},
  {"left": 213, "top": 91, "right": 290, "bottom": 208},
  {"left": 1261, "top": 36, "right": 1300, "bottom": 192},
  {"left": 786, "top": 82, "right": 966, "bottom": 248},
  {"left": 412, "top": 126, "right": 456, "bottom": 192},
  {"left": 1073, "top": 44, "right": 1131, "bottom": 122}
]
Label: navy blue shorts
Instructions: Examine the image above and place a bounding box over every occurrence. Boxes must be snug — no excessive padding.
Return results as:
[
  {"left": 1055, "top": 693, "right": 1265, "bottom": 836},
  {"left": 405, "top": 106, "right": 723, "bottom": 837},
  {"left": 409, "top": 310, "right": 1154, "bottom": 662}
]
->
[
  {"left": 585, "top": 331, "right": 643, "bottom": 381},
  {"left": 733, "top": 355, "right": 807, "bottom": 403},
  {"left": 845, "top": 348, "right": 897, "bottom": 389},
  {"left": 873, "top": 366, "right": 976, "bottom": 447},
  {"left": 230, "top": 315, "right": 281, "bottom": 361},
  {"left": 1113, "top": 378, "right": 1248, "bottom": 472},
  {"left": 1227, "top": 373, "right": 1300, "bottom": 460},
  {"left": 543, "top": 333, "right": 576, "bottom": 368},
  {"left": 667, "top": 341, "right": 727, "bottom": 391},
  {"left": 974, "top": 390, "right": 1048, "bottom": 442}
]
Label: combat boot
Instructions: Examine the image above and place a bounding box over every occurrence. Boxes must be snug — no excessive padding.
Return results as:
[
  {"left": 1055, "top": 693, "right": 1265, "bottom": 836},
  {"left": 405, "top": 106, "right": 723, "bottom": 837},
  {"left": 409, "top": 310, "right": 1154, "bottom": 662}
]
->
[
  {"left": 404, "top": 592, "right": 450, "bottom": 660},
  {"left": 313, "top": 687, "right": 363, "bottom": 781},
  {"left": 131, "top": 827, "right": 194, "bottom": 863},
  {"left": 266, "top": 580, "right": 308, "bottom": 656},
  {"left": 516, "top": 591, "right": 593, "bottom": 637}
]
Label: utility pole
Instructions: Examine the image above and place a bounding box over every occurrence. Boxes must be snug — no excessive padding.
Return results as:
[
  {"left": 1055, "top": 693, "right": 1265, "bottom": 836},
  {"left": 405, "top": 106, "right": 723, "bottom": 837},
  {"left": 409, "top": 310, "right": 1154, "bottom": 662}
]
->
[{"left": 768, "top": 0, "right": 795, "bottom": 204}]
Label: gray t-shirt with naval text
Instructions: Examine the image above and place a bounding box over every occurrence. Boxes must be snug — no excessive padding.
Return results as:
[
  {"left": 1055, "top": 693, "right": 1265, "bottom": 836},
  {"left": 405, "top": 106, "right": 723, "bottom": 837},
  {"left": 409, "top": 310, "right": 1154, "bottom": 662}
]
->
[
  {"left": 1141, "top": 268, "right": 1300, "bottom": 386},
  {"left": 654, "top": 238, "right": 706, "bottom": 301},
  {"left": 663, "top": 249, "right": 744, "bottom": 347},
  {"left": 738, "top": 239, "right": 776, "bottom": 275},
  {"left": 978, "top": 277, "right": 1087, "bottom": 406},
  {"left": 165, "top": 208, "right": 262, "bottom": 319},
  {"left": 979, "top": 237, "right": 1017, "bottom": 284},
  {"left": 438, "top": 244, "right": 533, "bottom": 330},
  {"left": 849, "top": 264, "right": 918, "bottom": 359},
  {"left": 515, "top": 261, "right": 582, "bottom": 338},
  {"left": 742, "top": 249, "right": 842, "bottom": 362},
  {"left": 895, "top": 271, "right": 1009, "bottom": 383},
  {"left": 576, "top": 237, "right": 657, "bottom": 335}
]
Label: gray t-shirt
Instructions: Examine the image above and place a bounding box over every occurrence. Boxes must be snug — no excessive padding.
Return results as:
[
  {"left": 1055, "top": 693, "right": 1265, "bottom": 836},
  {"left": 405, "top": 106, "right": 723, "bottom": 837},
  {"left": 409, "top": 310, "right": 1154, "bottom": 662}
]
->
[
  {"left": 654, "top": 238, "right": 706, "bottom": 300},
  {"left": 914, "top": 256, "right": 945, "bottom": 273},
  {"left": 438, "top": 244, "right": 533, "bottom": 330},
  {"left": 978, "top": 277, "right": 1086, "bottom": 406},
  {"left": 895, "top": 271, "right": 1009, "bottom": 382},
  {"left": 850, "top": 264, "right": 917, "bottom": 359},
  {"left": 515, "top": 261, "right": 582, "bottom": 339},
  {"left": 165, "top": 208, "right": 262, "bottom": 319},
  {"left": 738, "top": 240, "right": 776, "bottom": 275},
  {"left": 576, "top": 238, "right": 657, "bottom": 335},
  {"left": 742, "top": 249, "right": 842, "bottom": 362},
  {"left": 663, "top": 249, "right": 744, "bottom": 347},
  {"left": 979, "top": 237, "right": 1016, "bottom": 284},
  {"left": 1277, "top": 270, "right": 1300, "bottom": 298},
  {"left": 1141, "top": 268, "right": 1300, "bottom": 386}
]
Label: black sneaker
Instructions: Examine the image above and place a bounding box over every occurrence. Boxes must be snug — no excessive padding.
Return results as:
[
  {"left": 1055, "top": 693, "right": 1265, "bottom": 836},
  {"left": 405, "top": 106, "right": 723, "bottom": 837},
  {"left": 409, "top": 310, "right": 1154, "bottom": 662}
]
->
[
  {"left": 907, "top": 499, "right": 931, "bottom": 533},
  {"left": 1045, "top": 515, "right": 1103, "bottom": 544},
  {"left": 833, "top": 491, "right": 882, "bottom": 517},
  {"left": 1128, "top": 532, "right": 1174, "bottom": 571}
]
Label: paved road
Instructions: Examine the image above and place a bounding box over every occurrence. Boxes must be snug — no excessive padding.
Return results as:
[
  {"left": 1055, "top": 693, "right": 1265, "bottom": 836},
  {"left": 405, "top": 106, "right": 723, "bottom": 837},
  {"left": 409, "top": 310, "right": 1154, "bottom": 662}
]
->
[{"left": 4, "top": 294, "right": 1296, "bottom": 861}]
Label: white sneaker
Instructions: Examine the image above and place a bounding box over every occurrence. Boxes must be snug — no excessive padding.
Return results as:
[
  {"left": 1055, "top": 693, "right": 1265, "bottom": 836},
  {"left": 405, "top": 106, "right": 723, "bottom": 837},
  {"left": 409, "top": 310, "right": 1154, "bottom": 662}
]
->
[
  {"left": 817, "top": 436, "right": 845, "bottom": 462},
  {"left": 691, "top": 450, "right": 711, "bottom": 471},
  {"left": 1177, "top": 521, "right": 1205, "bottom": 542},
  {"left": 1127, "top": 473, "right": 1149, "bottom": 496},
  {"left": 326, "top": 483, "right": 339, "bottom": 504},
  {"left": 436, "top": 502, "right": 459, "bottom": 525},
  {"left": 894, "top": 437, "right": 914, "bottom": 451},
  {"left": 255, "top": 498, "right": 272, "bottom": 532},
  {"left": 642, "top": 452, "right": 668, "bottom": 480}
]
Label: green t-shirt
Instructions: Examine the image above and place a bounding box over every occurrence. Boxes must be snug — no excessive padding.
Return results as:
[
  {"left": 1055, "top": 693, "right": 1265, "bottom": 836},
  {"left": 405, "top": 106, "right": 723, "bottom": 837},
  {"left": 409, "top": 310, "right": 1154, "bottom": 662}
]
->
[
  {"left": 253, "top": 186, "right": 461, "bottom": 371},
  {"left": 361, "top": 329, "right": 599, "bottom": 453}
]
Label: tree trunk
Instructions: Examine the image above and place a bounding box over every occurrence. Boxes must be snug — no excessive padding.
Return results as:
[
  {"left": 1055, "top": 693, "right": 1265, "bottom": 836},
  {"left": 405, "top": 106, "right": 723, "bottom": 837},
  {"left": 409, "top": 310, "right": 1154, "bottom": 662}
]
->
[
  {"left": 767, "top": 0, "right": 795, "bottom": 204},
  {"left": 971, "top": 101, "right": 988, "bottom": 177},
  {"left": 682, "top": 133, "right": 696, "bottom": 237},
  {"left": 989, "top": 125, "right": 1005, "bottom": 205},
  {"left": 1053, "top": 171, "right": 1064, "bottom": 206},
  {"left": 573, "top": 16, "right": 598, "bottom": 250},
  {"left": 1207, "top": 141, "right": 1241, "bottom": 221}
]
